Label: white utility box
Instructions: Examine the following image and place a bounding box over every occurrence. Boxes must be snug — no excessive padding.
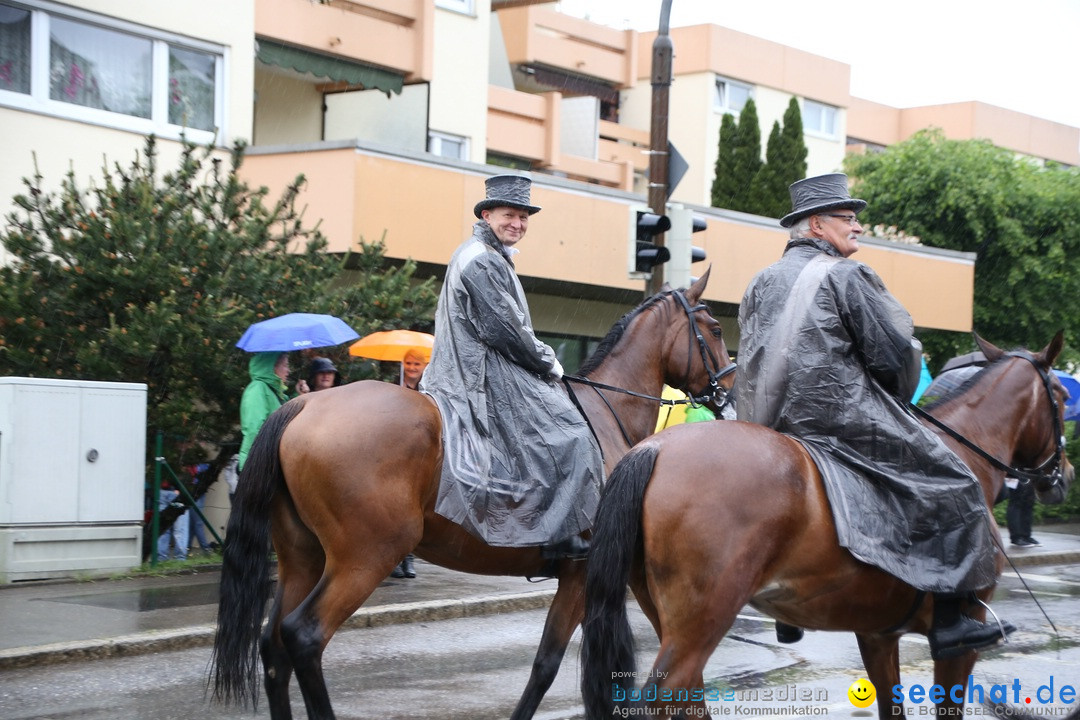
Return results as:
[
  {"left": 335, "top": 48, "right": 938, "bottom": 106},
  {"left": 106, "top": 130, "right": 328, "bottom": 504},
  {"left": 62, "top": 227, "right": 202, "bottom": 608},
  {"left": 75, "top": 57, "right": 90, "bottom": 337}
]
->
[{"left": 0, "top": 377, "right": 147, "bottom": 582}]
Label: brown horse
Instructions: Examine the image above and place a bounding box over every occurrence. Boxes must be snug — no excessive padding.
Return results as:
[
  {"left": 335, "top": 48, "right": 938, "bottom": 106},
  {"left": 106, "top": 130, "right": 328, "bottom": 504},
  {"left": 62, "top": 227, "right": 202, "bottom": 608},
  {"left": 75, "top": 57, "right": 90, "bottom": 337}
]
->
[
  {"left": 581, "top": 332, "right": 1074, "bottom": 720},
  {"left": 210, "top": 270, "right": 735, "bottom": 720}
]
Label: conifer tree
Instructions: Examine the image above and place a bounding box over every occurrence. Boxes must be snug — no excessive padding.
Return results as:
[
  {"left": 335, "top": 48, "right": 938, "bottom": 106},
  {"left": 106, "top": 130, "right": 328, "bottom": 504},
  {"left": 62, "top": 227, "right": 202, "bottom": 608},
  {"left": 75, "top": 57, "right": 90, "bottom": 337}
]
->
[
  {"left": 711, "top": 98, "right": 763, "bottom": 212},
  {"left": 749, "top": 98, "right": 809, "bottom": 218},
  {"left": 710, "top": 113, "right": 739, "bottom": 208}
]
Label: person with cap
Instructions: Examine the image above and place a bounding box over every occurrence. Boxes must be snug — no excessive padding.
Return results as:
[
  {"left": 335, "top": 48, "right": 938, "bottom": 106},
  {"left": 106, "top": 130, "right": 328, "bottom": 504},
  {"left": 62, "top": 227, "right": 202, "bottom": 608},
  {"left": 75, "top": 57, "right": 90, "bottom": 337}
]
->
[
  {"left": 305, "top": 356, "right": 341, "bottom": 392},
  {"left": 735, "top": 173, "right": 1014, "bottom": 659},
  {"left": 419, "top": 174, "right": 602, "bottom": 564}
]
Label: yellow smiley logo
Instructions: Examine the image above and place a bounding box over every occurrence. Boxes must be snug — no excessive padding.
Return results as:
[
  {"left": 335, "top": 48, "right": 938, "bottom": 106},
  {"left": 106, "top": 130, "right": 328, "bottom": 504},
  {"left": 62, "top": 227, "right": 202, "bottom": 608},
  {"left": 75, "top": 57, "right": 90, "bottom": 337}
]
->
[{"left": 848, "top": 678, "right": 876, "bottom": 708}]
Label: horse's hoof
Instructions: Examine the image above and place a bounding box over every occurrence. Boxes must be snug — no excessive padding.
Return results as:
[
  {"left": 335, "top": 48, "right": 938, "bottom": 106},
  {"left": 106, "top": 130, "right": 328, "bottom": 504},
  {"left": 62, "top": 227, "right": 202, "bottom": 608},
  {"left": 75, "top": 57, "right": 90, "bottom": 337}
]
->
[{"left": 775, "top": 622, "right": 804, "bottom": 644}]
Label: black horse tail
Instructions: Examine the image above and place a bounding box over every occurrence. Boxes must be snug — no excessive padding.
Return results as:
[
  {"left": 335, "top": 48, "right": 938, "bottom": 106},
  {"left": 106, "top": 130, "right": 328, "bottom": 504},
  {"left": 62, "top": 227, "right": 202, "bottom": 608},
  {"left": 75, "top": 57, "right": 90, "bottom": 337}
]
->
[
  {"left": 210, "top": 399, "right": 305, "bottom": 708},
  {"left": 581, "top": 442, "right": 660, "bottom": 720}
]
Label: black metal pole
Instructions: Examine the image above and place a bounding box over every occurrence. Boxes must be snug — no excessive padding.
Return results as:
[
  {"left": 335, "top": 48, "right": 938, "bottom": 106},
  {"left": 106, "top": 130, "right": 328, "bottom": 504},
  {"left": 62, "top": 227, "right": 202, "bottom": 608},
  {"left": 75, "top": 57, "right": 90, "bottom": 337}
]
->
[{"left": 646, "top": 0, "right": 673, "bottom": 296}]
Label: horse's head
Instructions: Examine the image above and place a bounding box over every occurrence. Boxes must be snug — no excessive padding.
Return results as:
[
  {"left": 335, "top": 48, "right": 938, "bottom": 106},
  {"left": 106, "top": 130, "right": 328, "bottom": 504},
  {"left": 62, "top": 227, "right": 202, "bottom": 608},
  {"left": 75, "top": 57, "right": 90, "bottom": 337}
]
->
[
  {"left": 656, "top": 267, "right": 736, "bottom": 407},
  {"left": 976, "top": 331, "right": 1075, "bottom": 501}
]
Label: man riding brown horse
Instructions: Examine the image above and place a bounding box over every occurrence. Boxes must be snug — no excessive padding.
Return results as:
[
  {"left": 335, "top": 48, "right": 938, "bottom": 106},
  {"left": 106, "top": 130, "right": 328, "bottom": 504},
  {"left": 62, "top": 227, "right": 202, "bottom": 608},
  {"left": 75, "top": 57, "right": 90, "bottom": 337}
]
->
[
  {"left": 736, "top": 173, "right": 1014, "bottom": 660},
  {"left": 420, "top": 174, "right": 602, "bottom": 561}
]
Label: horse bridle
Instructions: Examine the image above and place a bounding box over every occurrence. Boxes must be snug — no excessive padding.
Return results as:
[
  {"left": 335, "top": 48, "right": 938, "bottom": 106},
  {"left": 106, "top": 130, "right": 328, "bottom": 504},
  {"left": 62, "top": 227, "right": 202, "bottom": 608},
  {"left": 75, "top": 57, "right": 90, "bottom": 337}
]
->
[
  {"left": 912, "top": 352, "right": 1066, "bottom": 489},
  {"left": 563, "top": 289, "right": 737, "bottom": 448}
]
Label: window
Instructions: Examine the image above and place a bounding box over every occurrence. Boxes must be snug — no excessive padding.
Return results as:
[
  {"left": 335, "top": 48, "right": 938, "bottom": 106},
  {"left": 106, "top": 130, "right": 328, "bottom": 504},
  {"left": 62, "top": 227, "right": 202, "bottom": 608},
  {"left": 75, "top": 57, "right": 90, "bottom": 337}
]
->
[
  {"left": 0, "top": 4, "right": 31, "bottom": 94},
  {"left": 803, "top": 99, "right": 838, "bottom": 139},
  {"left": 0, "top": 1, "right": 224, "bottom": 140},
  {"left": 435, "top": 0, "right": 474, "bottom": 14},
  {"left": 428, "top": 131, "right": 469, "bottom": 161},
  {"left": 714, "top": 78, "right": 752, "bottom": 115}
]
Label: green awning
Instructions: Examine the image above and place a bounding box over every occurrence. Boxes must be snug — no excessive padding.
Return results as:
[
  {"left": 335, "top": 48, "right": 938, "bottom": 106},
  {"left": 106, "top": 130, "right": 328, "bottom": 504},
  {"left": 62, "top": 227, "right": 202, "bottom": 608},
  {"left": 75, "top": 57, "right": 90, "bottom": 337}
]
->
[{"left": 256, "top": 39, "right": 403, "bottom": 96}]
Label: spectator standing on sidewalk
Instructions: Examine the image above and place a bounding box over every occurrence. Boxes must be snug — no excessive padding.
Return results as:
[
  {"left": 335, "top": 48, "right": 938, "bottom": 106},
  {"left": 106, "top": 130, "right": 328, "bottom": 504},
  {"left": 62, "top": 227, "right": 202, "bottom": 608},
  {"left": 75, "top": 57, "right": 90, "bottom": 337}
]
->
[{"left": 1006, "top": 478, "right": 1039, "bottom": 547}]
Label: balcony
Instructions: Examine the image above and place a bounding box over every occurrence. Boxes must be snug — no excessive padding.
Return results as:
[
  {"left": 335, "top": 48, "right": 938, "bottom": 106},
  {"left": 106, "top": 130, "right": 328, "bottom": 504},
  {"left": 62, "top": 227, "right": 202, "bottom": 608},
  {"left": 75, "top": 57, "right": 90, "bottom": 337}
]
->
[
  {"left": 255, "top": 0, "right": 433, "bottom": 83},
  {"left": 486, "top": 86, "right": 647, "bottom": 191},
  {"left": 496, "top": 5, "right": 637, "bottom": 89}
]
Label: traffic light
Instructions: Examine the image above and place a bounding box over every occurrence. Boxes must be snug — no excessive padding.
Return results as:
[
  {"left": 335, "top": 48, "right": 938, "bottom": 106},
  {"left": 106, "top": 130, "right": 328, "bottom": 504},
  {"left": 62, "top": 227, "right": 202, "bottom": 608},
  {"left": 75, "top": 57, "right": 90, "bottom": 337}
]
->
[
  {"left": 629, "top": 207, "right": 671, "bottom": 276},
  {"left": 664, "top": 205, "right": 708, "bottom": 288},
  {"left": 690, "top": 215, "right": 707, "bottom": 265}
]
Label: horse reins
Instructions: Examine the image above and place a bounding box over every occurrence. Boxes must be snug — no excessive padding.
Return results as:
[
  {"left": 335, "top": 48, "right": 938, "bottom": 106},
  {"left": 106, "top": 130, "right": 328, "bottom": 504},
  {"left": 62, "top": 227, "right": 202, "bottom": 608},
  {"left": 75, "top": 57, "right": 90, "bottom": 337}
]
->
[
  {"left": 910, "top": 351, "right": 1067, "bottom": 637},
  {"left": 909, "top": 352, "right": 1066, "bottom": 488},
  {"left": 563, "top": 289, "right": 736, "bottom": 449}
]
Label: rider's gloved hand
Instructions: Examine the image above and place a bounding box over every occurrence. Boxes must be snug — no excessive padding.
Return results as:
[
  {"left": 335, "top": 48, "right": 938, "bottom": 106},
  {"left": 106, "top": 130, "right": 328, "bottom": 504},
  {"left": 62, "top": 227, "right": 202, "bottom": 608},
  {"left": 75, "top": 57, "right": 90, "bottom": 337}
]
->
[{"left": 545, "top": 359, "right": 564, "bottom": 383}]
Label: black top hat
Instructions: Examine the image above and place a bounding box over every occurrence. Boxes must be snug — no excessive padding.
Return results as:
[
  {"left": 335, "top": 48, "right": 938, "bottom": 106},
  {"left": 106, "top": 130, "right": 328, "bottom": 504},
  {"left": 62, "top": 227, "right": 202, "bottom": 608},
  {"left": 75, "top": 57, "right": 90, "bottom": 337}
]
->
[
  {"left": 779, "top": 173, "right": 867, "bottom": 228},
  {"left": 473, "top": 174, "right": 542, "bottom": 219}
]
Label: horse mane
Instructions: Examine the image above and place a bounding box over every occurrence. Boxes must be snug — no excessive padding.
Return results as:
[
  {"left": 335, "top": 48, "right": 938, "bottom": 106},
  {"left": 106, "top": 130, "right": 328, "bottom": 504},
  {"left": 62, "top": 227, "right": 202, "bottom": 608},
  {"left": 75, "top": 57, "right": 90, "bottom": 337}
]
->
[
  {"left": 576, "top": 291, "right": 669, "bottom": 377},
  {"left": 922, "top": 350, "right": 1034, "bottom": 411}
]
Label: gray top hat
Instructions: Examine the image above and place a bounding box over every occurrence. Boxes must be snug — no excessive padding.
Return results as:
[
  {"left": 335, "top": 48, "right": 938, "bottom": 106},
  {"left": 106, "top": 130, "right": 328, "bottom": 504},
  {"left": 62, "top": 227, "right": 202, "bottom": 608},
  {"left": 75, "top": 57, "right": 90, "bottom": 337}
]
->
[
  {"left": 473, "top": 174, "right": 542, "bottom": 219},
  {"left": 779, "top": 173, "right": 867, "bottom": 228}
]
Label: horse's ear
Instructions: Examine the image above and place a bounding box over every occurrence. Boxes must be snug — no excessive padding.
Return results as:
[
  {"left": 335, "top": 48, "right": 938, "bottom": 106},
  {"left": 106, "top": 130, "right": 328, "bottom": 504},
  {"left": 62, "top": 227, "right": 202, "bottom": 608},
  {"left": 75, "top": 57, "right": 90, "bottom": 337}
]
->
[
  {"left": 685, "top": 266, "right": 711, "bottom": 303},
  {"left": 974, "top": 333, "right": 1005, "bottom": 362},
  {"left": 1039, "top": 330, "right": 1065, "bottom": 367}
]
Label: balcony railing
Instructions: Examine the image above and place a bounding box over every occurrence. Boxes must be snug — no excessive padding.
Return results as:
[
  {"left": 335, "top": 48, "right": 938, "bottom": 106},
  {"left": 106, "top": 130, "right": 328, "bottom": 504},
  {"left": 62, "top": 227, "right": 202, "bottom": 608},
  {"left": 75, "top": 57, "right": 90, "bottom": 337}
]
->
[
  {"left": 496, "top": 5, "right": 637, "bottom": 89},
  {"left": 255, "top": 0, "right": 432, "bottom": 82},
  {"left": 487, "top": 86, "right": 646, "bottom": 190}
]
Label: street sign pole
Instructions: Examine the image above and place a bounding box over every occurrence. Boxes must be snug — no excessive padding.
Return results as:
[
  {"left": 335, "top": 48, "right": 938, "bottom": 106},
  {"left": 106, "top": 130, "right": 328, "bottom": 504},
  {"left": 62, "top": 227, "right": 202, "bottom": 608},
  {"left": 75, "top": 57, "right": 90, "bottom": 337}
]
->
[{"left": 645, "top": 0, "right": 673, "bottom": 297}]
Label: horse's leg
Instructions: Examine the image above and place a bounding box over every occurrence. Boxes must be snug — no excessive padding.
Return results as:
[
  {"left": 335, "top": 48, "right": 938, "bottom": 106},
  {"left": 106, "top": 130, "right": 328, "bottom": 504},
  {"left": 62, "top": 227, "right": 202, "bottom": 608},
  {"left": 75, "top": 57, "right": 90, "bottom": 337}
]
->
[
  {"left": 647, "top": 581, "right": 742, "bottom": 718},
  {"left": 262, "top": 498, "right": 326, "bottom": 720},
  {"left": 854, "top": 633, "right": 902, "bottom": 719},
  {"left": 933, "top": 651, "right": 978, "bottom": 716},
  {"left": 281, "top": 551, "right": 408, "bottom": 720},
  {"left": 509, "top": 561, "right": 586, "bottom": 720}
]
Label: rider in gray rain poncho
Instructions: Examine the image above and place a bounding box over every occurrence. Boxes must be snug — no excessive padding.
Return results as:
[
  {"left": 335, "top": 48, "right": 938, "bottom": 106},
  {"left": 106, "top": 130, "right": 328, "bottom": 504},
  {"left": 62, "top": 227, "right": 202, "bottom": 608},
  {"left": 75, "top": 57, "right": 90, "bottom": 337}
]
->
[
  {"left": 420, "top": 174, "right": 602, "bottom": 559},
  {"left": 736, "top": 173, "right": 1014, "bottom": 660}
]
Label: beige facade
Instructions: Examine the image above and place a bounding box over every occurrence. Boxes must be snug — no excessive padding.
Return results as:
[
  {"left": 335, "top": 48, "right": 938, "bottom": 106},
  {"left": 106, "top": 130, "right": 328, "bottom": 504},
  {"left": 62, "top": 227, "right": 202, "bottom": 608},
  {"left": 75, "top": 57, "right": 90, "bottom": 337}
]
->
[
  {"left": 848, "top": 97, "right": 1080, "bottom": 166},
  {"left": 6, "top": 0, "right": 1075, "bottom": 339}
]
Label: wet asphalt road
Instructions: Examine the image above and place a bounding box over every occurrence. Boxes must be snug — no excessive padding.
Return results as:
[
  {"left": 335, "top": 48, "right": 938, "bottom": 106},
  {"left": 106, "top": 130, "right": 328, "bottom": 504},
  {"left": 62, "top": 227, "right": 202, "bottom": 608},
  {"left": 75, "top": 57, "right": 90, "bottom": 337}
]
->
[{"left": 0, "top": 563, "right": 1076, "bottom": 720}]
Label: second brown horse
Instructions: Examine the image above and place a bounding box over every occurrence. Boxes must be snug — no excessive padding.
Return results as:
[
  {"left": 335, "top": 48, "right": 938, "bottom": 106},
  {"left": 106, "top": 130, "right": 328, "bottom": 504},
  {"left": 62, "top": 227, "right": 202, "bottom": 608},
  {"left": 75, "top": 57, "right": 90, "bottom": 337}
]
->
[{"left": 581, "top": 332, "right": 1074, "bottom": 720}]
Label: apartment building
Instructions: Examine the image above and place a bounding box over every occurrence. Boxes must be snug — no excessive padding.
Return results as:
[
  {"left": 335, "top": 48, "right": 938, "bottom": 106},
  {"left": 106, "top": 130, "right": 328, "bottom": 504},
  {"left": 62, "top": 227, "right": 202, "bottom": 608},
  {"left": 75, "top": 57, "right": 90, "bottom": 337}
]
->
[{"left": 7, "top": 0, "right": 1074, "bottom": 356}]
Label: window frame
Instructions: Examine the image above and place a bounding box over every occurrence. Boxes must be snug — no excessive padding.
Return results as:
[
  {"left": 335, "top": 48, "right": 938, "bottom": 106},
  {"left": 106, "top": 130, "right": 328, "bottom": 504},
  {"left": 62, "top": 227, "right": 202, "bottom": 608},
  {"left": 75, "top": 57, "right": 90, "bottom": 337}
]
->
[
  {"left": 428, "top": 130, "right": 470, "bottom": 161},
  {"left": 713, "top": 77, "right": 753, "bottom": 116},
  {"left": 802, "top": 98, "right": 839, "bottom": 140},
  {"left": 0, "top": 0, "right": 226, "bottom": 143},
  {"left": 435, "top": 0, "right": 474, "bottom": 15}
]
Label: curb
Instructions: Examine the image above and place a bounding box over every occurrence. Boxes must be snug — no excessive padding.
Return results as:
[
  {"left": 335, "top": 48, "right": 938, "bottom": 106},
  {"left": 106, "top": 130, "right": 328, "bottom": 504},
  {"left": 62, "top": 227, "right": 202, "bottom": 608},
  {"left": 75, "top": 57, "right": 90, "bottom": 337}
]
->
[
  {"left": 1007, "top": 549, "right": 1080, "bottom": 568},
  {"left": 0, "top": 588, "right": 557, "bottom": 671},
  {"left": 0, "top": 546, "right": 1075, "bottom": 671}
]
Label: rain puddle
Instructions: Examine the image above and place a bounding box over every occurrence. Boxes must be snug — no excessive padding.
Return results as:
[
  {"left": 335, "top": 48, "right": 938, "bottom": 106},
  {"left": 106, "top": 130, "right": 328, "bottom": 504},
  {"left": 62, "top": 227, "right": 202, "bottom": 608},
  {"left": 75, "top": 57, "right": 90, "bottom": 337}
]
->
[{"left": 43, "top": 581, "right": 219, "bottom": 612}]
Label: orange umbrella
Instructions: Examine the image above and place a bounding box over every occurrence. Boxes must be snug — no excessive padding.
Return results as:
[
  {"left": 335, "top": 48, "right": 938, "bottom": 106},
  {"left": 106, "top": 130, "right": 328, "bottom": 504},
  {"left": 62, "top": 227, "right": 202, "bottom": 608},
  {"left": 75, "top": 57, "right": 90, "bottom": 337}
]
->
[{"left": 349, "top": 330, "right": 434, "bottom": 362}]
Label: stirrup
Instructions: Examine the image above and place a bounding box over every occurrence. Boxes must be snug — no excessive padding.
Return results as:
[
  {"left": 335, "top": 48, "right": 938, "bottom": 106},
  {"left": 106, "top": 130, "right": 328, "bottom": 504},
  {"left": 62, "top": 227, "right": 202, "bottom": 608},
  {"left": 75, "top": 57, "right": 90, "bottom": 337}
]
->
[{"left": 971, "top": 595, "right": 1012, "bottom": 645}]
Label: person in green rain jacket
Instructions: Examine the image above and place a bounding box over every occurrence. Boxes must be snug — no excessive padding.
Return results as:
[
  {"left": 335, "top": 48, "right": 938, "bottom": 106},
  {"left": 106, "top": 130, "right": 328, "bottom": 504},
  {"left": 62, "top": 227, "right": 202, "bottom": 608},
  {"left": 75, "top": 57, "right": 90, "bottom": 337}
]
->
[{"left": 238, "top": 352, "right": 290, "bottom": 471}]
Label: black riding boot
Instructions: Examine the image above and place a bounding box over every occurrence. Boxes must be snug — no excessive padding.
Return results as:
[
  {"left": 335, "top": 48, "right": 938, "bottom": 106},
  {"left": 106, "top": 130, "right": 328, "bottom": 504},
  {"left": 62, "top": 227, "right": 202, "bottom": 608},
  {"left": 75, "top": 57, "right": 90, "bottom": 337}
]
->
[{"left": 928, "top": 593, "right": 1015, "bottom": 660}]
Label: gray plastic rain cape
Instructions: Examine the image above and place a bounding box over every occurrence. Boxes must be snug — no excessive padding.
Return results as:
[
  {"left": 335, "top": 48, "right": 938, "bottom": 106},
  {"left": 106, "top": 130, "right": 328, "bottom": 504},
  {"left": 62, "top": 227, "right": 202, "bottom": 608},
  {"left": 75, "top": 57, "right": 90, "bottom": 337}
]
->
[
  {"left": 736, "top": 237, "right": 997, "bottom": 593},
  {"left": 421, "top": 222, "right": 602, "bottom": 546}
]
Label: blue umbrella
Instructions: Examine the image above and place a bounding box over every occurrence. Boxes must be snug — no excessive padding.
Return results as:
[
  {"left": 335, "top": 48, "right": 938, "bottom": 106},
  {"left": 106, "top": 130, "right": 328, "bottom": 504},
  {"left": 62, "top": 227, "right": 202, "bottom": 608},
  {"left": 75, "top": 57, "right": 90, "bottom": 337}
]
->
[
  {"left": 1051, "top": 370, "right": 1080, "bottom": 422},
  {"left": 236, "top": 313, "right": 359, "bottom": 352}
]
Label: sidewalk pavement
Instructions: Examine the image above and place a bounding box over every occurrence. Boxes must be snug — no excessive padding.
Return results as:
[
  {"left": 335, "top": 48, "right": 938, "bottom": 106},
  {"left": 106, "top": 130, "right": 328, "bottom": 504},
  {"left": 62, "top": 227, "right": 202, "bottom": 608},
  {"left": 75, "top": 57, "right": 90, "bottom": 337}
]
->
[{"left": 1, "top": 525, "right": 1077, "bottom": 671}]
